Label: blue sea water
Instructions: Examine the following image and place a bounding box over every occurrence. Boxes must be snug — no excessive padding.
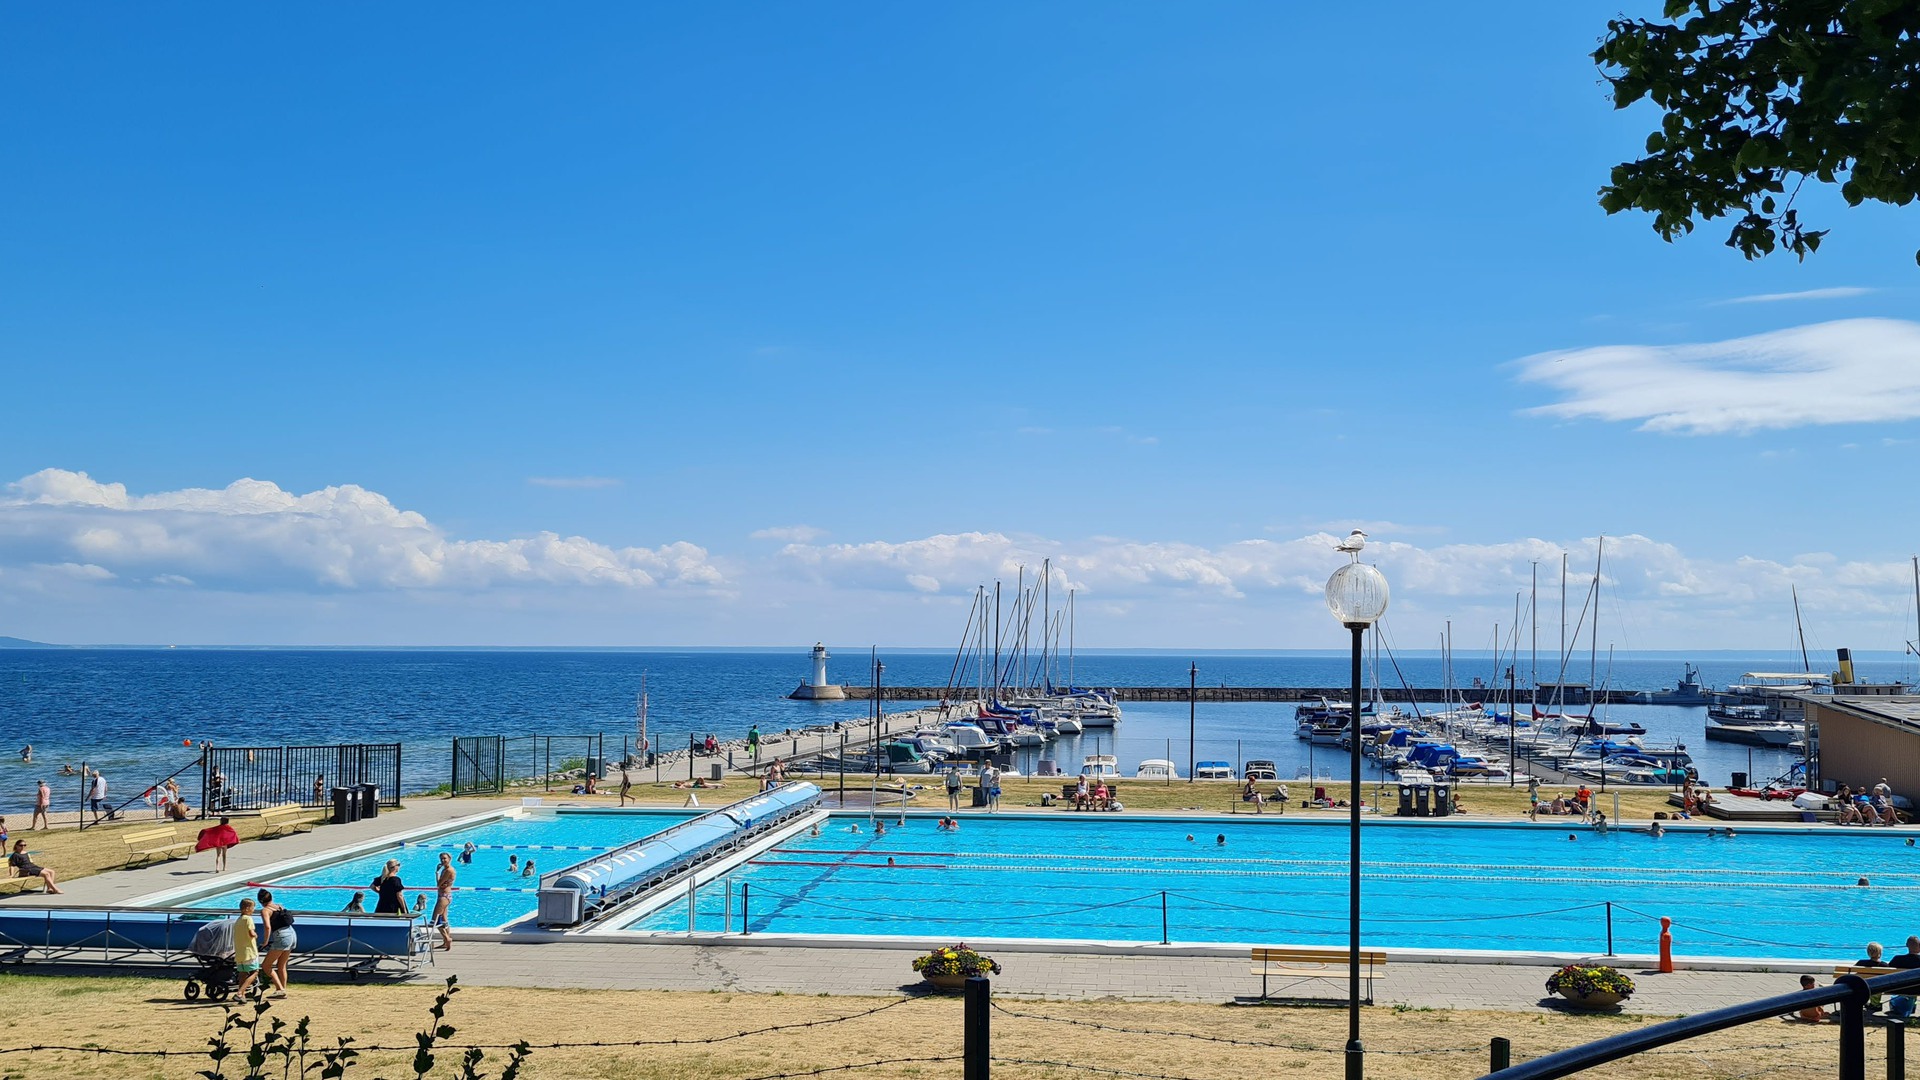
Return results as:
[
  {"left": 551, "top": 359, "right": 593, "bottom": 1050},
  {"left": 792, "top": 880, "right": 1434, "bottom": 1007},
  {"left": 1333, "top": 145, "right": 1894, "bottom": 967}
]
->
[{"left": 0, "top": 648, "right": 1906, "bottom": 815}]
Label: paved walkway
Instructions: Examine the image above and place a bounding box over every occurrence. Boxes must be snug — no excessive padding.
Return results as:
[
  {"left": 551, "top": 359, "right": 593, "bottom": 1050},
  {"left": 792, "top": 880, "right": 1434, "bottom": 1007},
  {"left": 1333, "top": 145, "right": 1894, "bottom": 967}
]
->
[{"left": 410, "top": 940, "right": 1783, "bottom": 1016}]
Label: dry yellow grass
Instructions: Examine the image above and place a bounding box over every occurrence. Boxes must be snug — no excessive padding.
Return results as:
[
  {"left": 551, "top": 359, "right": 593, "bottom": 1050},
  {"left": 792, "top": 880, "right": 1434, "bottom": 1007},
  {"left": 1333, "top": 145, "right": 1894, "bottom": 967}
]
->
[{"left": 0, "top": 973, "right": 1864, "bottom": 1080}]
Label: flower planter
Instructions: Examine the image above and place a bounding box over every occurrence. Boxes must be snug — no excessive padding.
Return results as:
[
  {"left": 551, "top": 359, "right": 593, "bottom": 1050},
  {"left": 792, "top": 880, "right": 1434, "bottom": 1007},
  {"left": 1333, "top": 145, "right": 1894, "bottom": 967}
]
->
[
  {"left": 924, "top": 973, "right": 974, "bottom": 991},
  {"left": 1558, "top": 988, "right": 1626, "bottom": 1009}
]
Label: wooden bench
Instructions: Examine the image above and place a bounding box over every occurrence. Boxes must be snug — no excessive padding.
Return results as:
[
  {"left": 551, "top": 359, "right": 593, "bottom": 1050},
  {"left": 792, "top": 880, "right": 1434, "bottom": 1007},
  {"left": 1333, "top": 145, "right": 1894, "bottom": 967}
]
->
[
  {"left": 121, "top": 827, "right": 194, "bottom": 867},
  {"left": 1249, "top": 946, "right": 1387, "bottom": 1003},
  {"left": 258, "top": 803, "right": 319, "bottom": 838},
  {"left": 1058, "top": 783, "right": 1122, "bottom": 808}
]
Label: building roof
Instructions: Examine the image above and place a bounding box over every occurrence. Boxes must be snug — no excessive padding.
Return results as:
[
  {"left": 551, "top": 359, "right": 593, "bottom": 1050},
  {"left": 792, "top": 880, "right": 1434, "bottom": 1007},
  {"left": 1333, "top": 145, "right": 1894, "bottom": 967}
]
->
[{"left": 1803, "top": 695, "right": 1920, "bottom": 732}]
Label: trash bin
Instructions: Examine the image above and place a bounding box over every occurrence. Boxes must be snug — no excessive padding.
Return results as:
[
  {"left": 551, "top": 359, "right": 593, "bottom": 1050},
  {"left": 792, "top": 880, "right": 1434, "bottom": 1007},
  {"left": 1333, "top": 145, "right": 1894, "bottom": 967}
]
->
[
  {"left": 1414, "top": 784, "right": 1431, "bottom": 817},
  {"left": 330, "top": 786, "right": 358, "bottom": 825},
  {"left": 1730, "top": 771, "right": 1748, "bottom": 790},
  {"left": 710, "top": 763, "right": 724, "bottom": 782},
  {"left": 1397, "top": 784, "right": 1415, "bottom": 817},
  {"left": 972, "top": 786, "right": 989, "bottom": 808},
  {"left": 357, "top": 783, "right": 380, "bottom": 820},
  {"left": 585, "top": 755, "right": 603, "bottom": 779},
  {"left": 1432, "top": 784, "right": 1452, "bottom": 816}
]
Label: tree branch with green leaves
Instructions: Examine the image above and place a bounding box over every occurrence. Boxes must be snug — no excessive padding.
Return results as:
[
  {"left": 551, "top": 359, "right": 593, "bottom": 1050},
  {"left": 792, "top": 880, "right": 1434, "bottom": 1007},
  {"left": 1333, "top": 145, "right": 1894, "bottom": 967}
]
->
[{"left": 1595, "top": 0, "right": 1920, "bottom": 262}]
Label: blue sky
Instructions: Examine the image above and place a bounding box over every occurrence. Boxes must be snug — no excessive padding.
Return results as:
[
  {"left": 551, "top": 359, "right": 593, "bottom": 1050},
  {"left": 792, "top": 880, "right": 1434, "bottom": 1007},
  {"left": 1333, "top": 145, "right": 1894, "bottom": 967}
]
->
[{"left": 2, "top": 3, "right": 1917, "bottom": 650}]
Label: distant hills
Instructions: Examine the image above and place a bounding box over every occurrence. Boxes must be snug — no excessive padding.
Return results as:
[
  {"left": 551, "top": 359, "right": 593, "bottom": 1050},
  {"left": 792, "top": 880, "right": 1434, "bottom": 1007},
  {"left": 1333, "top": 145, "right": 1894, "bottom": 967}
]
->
[{"left": 0, "top": 636, "right": 60, "bottom": 648}]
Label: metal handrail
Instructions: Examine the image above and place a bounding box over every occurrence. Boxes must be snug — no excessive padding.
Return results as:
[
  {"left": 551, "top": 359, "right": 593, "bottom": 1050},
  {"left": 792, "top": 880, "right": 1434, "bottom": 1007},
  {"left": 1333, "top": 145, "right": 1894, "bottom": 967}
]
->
[{"left": 1487, "top": 967, "right": 1920, "bottom": 1080}]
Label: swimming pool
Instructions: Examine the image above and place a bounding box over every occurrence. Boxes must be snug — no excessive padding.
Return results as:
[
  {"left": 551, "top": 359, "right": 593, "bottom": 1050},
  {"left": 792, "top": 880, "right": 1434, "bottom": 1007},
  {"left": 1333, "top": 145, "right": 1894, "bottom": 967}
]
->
[
  {"left": 182, "top": 809, "right": 695, "bottom": 928},
  {"left": 620, "top": 815, "right": 1919, "bottom": 959}
]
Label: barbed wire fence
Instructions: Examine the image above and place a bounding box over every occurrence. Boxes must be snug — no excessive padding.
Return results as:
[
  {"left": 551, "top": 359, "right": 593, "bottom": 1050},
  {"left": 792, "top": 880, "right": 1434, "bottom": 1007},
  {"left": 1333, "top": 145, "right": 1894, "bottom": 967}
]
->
[{"left": 0, "top": 972, "right": 1868, "bottom": 1080}]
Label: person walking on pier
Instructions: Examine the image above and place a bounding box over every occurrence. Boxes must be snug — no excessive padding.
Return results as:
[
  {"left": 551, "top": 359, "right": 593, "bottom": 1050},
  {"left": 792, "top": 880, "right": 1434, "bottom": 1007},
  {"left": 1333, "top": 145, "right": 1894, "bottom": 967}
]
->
[
  {"left": 31, "top": 780, "right": 49, "bottom": 831},
  {"left": 747, "top": 725, "right": 761, "bottom": 762},
  {"left": 618, "top": 765, "right": 633, "bottom": 807},
  {"left": 87, "top": 768, "right": 110, "bottom": 823}
]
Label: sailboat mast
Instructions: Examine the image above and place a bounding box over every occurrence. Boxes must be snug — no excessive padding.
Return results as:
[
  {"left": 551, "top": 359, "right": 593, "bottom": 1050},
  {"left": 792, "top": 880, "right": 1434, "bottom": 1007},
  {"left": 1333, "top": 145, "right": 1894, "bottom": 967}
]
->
[
  {"left": 1041, "top": 559, "right": 1051, "bottom": 692},
  {"left": 1068, "top": 589, "right": 1076, "bottom": 689},
  {"left": 1557, "top": 554, "right": 1567, "bottom": 714},
  {"left": 1912, "top": 555, "right": 1919, "bottom": 673},
  {"left": 1530, "top": 561, "right": 1539, "bottom": 714},
  {"left": 1590, "top": 536, "right": 1604, "bottom": 700},
  {"left": 993, "top": 581, "right": 1002, "bottom": 697},
  {"left": 1793, "top": 585, "right": 1811, "bottom": 673}
]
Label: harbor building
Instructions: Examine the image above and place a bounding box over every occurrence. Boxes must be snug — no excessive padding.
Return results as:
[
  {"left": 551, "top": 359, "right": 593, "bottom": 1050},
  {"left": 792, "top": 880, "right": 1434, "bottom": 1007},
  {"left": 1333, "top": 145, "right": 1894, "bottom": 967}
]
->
[{"left": 1803, "top": 694, "right": 1920, "bottom": 796}]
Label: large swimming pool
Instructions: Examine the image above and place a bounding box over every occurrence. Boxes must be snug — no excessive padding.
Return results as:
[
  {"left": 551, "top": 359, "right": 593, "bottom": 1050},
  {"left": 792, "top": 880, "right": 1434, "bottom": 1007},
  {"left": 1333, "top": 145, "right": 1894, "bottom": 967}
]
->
[
  {"left": 625, "top": 815, "right": 1918, "bottom": 959},
  {"left": 183, "top": 809, "right": 695, "bottom": 928}
]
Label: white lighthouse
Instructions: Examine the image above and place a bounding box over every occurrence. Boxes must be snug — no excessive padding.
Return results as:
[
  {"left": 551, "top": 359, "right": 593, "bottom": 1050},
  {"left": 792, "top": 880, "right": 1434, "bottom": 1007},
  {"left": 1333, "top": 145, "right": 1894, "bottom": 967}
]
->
[{"left": 788, "top": 641, "right": 846, "bottom": 700}]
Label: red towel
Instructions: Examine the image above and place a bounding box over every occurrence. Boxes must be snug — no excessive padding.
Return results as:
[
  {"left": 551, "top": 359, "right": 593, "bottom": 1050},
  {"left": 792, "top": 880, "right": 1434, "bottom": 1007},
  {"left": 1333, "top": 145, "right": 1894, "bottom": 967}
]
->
[{"left": 195, "top": 824, "right": 239, "bottom": 852}]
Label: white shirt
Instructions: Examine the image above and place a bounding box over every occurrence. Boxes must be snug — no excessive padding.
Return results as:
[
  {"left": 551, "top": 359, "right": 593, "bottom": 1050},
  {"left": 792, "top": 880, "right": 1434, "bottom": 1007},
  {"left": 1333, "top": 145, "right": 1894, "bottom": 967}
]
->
[{"left": 90, "top": 774, "right": 106, "bottom": 800}]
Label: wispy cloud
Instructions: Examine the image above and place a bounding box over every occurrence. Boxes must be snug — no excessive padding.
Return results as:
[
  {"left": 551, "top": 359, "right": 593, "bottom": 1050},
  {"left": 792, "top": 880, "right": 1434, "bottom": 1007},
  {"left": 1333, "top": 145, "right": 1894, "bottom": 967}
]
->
[
  {"left": 751, "top": 525, "right": 826, "bottom": 543},
  {"left": 1716, "top": 286, "right": 1874, "bottom": 305},
  {"left": 1513, "top": 318, "right": 1920, "bottom": 434},
  {"left": 527, "top": 476, "right": 621, "bottom": 489}
]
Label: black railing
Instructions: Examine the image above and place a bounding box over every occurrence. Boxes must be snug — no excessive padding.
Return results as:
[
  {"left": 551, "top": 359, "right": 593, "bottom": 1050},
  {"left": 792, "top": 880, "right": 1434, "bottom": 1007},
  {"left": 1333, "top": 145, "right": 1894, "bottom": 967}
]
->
[
  {"left": 201, "top": 743, "right": 401, "bottom": 815},
  {"left": 451, "top": 736, "right": 506, "bottom": 795},
  {"left": 1486, "top": 968, "right": 1920, "bottom": 1080}
]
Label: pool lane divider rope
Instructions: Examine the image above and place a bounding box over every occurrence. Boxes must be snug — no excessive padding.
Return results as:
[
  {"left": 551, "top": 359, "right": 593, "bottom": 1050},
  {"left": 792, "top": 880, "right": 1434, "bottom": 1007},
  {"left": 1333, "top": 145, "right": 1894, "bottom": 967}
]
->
[
  {"left": 244, "top": 881, "right": 539, "bottom": 893},
  {"left": 773, "top": 848, "right": 1920, "bottom": 880},
  {"left": 399, "top": 843, "right": 613, "bottom": 851},
  {"left": 751, "top": 861, "right": 1920, "bottom": 889}
]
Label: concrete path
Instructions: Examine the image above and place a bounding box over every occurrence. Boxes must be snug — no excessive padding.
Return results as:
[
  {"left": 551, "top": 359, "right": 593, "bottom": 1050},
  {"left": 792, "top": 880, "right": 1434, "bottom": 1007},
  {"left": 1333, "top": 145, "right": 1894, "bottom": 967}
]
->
[{"left": 413, "top": 940, "right": 1784, "bottom": 1016}]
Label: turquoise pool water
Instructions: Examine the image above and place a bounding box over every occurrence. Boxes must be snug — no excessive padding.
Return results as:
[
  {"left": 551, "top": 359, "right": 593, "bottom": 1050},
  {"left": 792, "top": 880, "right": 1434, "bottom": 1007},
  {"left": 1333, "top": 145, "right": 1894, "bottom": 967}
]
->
[
  {"left": 628, "top": 815, "right": 1920, "bottom": 958},
  {"left": 183, "top": 809, "right": 694, "bottom": 928}
]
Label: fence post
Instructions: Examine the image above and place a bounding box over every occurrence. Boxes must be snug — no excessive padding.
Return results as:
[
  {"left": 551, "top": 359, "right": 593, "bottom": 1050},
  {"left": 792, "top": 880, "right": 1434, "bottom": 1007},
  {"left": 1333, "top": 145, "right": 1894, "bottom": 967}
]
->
[
  {"left": 1161, "top": 892, "right": 1169, "bottom": 945},
  {"left": 742, "top": 882, "right": 751, "bottom": 936},
  {"left": 1890, "top": 1020, "right": 1906, "bottom": 1080},
  {"left": 964, "top": 975, "right": 990, "bottom": 1080},
  {"left": 1490, "top": 1037, "right": 1511, "bottom": 1072},
  {"left": 1840, "top": 974, "right": 1869, "bottom": 1080},
  {"left": 1606, "top": 902, "right": 1613, "bottom": 956}
]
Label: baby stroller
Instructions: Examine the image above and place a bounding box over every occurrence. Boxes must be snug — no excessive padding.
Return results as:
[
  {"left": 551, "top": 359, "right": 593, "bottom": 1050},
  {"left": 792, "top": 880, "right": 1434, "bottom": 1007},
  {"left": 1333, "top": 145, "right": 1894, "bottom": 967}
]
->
[{"left": 184, "top": 918, "right": 245, "bottom": 1002}]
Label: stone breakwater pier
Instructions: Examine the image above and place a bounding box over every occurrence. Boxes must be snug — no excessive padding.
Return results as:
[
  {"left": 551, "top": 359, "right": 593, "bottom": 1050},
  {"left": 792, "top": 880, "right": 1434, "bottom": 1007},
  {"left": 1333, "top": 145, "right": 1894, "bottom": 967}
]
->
[{"left": 841, "top": 686, "right": 1664, "bottom": 705}]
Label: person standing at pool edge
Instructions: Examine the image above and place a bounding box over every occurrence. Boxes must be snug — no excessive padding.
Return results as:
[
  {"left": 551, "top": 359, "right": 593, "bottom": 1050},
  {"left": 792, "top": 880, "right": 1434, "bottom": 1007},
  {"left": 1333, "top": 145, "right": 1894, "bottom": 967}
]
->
[
  {"left": 432, "top": 851, "right": 455, "bottom": 951},
  {"left": 372, "top": 859, "right": 406, "bottom": 914},
  {"left": 944, "top": 767, "right": 962, "bottom": 811},
  {"left": 232, "top": 899, "right": 261, "bottom": 999}
]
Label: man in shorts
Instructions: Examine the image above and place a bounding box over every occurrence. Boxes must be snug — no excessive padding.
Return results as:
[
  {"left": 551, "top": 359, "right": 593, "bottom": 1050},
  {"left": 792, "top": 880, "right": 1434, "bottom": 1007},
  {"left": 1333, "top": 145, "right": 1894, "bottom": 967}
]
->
[{"left": 945, "top": 767, "right": 962, "bottom": 811}]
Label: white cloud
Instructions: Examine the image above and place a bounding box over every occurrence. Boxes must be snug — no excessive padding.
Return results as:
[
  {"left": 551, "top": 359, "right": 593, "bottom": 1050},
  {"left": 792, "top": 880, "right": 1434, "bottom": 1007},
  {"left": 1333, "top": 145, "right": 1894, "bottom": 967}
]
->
[
  {"left": 526, "top": 476, "right": 622, "bottom": 489},
  {"left": 1513, "top": 318, "right": 1920, "bottom": 434},
  {"left": 1717, "top": 286, "right": 1874, "bottom": 305},
  {"left": 0, "top": 469, "right": 724, "bottom": 593},
  {"left": 751, "top": 525, "right": 826, "bottom": 543}
]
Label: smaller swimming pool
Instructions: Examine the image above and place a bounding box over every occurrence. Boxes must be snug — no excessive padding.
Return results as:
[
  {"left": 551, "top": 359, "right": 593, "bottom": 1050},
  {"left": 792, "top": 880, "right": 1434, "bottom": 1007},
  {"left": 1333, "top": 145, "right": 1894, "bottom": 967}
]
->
[{"left": 181, "top": 809, "right": 695, "bottom": 928}]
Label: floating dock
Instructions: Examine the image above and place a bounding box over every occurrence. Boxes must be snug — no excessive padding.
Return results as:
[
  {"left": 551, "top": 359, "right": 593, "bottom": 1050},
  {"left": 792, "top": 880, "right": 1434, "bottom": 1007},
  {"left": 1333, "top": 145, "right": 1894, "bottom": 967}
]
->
[{"left": 840, "top": 686, "right": 1683, "bottom": 705}]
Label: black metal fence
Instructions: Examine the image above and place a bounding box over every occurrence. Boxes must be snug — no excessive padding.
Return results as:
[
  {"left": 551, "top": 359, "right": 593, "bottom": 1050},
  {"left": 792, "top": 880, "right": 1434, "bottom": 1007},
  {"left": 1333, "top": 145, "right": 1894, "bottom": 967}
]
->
[
  {"left": 201, "top": 743, "right": 401, "bottom": 815},
  {"left": 452, "top": 736, "right": 506, "bottom": 795}
]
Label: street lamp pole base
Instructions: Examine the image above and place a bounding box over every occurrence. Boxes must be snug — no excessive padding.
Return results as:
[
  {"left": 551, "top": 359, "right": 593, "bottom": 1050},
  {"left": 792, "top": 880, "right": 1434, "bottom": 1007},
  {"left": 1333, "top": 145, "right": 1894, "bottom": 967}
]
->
[{"left": 1346, "top": 1040, "right": 1364, "bottom": 1080}]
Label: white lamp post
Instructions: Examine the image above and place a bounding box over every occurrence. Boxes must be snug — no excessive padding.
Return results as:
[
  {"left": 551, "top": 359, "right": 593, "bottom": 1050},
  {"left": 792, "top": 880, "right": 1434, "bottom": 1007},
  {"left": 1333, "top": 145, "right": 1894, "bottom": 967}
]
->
[{"left": 1325, "top": 555, "right": 1388, "bottom": 1080}]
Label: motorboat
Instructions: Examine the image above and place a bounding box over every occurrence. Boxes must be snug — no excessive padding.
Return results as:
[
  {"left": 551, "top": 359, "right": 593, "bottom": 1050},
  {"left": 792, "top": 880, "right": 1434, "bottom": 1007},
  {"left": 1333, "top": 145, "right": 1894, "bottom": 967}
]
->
[
  {"left": 1243, "top": 759, "right": 1278, "bottom": 781},
  {"left": 1194, "top": 760, "right": 1235, "bottom": 780},
  {"left": 1705, "top": 706, "right": 1801, "bottom": 747},
  {"left": 1052, "top": 717, "right": 1083, "bottom": 735},
  {"left": 1080, "top": 754, "right": 1122, "bottom": 780},
  {"left": 942, "top": 722, "right": 1003, "bottom": 759},
  {"left": 1135, "top": 759, "right": 1179, "bottom": 780}
]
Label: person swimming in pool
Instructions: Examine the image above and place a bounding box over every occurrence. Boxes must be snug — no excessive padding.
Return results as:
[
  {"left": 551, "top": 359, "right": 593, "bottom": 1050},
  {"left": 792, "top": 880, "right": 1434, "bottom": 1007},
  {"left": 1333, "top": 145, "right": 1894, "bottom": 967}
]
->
[
  {"left": 459, "top": 842, "right": 476, "bottom": 865},
  {"left": 1215, "top": 834, "right": 1225, "bottom": 846},
  {"left": 508, "top": 854, "right": 518, "bottom": 872},
  {"left": 522, "top": 859, "right": 536, "bottom": 878}
]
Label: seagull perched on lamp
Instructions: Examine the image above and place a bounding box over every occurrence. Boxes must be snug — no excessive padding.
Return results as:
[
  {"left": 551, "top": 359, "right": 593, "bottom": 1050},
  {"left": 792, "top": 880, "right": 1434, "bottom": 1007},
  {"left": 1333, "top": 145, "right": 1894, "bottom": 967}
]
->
[{"left": 1335, "top": 529, "right": 1367, "bottom": 560}]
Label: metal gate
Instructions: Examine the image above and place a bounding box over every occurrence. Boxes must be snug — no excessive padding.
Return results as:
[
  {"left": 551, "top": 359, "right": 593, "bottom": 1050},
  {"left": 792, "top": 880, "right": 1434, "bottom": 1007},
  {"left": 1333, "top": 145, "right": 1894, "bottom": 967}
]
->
[
  {"left": 452, "top": 736, "right": 506, "bottom": 795},
  {"left": 201, "top": 743, "right": 402, "bottom": 815}
]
